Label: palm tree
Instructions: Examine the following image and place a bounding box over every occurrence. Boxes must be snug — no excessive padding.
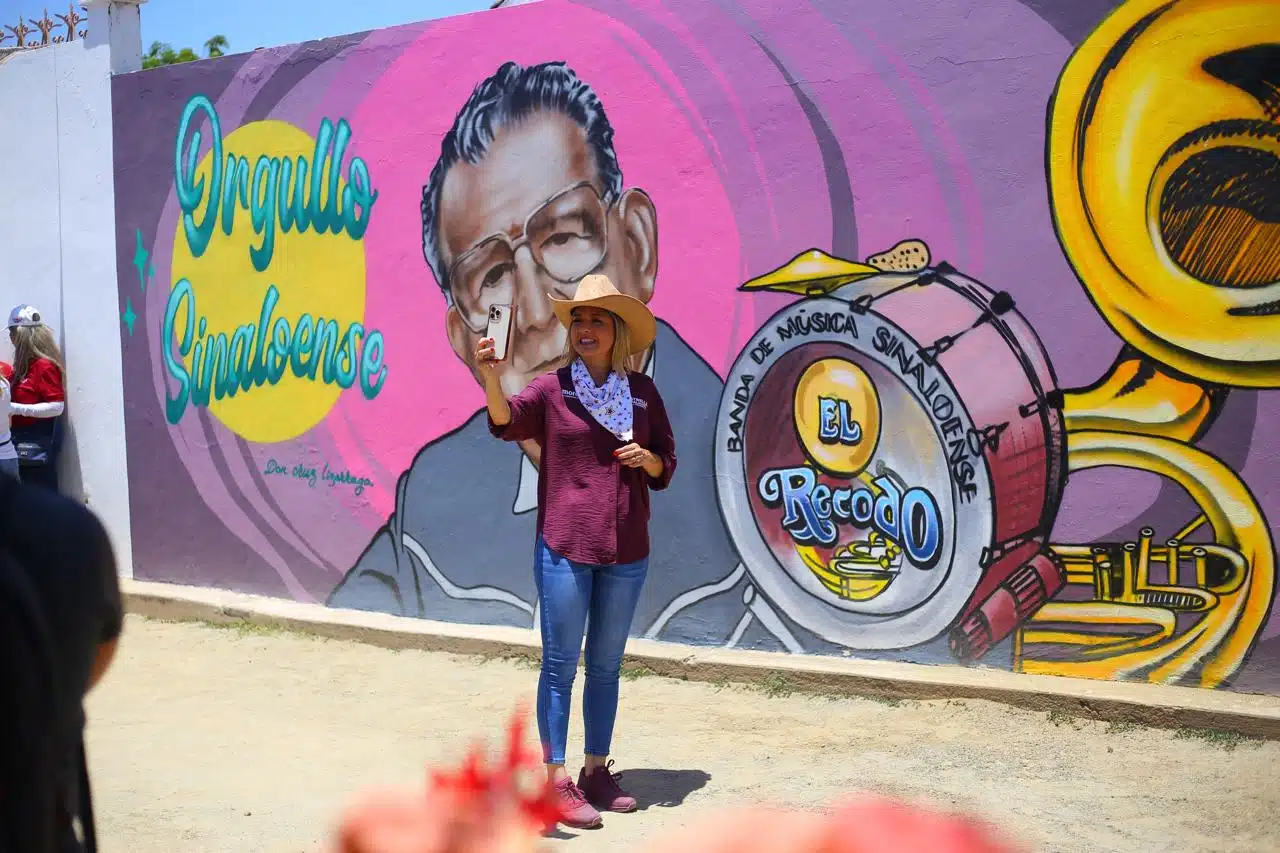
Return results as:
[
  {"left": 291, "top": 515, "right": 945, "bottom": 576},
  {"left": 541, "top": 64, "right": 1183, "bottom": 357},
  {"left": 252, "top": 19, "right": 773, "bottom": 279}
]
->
[
  {"left": 143, "top": 41, "right": 177, "bottom": 68},
  {"left": 142, "top": 35, "right": 229, "bottom": 69},
  {"left": 204, "top": 34, "right": 228, "bottom": 58}
]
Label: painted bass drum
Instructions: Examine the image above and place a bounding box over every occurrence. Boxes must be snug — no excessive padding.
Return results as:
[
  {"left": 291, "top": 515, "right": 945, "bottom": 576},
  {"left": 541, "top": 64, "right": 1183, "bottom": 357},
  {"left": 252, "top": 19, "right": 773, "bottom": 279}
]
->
[{"left": 714, "top": 263, "right": 1067, "bottom": 656}]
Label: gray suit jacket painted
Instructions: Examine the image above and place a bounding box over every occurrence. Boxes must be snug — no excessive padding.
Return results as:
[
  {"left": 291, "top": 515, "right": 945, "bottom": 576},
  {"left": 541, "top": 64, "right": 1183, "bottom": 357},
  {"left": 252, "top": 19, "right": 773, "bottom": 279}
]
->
[{"left": 329, "top": 323, "right": 777, "bottom": 646}]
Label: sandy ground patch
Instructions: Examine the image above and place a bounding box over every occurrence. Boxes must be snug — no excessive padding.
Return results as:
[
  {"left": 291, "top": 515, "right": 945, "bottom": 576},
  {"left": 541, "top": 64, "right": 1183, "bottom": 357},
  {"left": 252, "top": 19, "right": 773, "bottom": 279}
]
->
[{"left": 86, "top": 616, "right": 1280, "bottom": 853}]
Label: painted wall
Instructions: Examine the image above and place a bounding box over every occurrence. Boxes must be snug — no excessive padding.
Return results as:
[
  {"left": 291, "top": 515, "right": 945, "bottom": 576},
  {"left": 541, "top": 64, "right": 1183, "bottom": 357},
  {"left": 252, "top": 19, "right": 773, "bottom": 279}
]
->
[
  {"left": 110, "top": 0, "right": 1280, "bottom": 694},
  {"left": 1, "top": 1, "right": 138, "bottom": 573}
]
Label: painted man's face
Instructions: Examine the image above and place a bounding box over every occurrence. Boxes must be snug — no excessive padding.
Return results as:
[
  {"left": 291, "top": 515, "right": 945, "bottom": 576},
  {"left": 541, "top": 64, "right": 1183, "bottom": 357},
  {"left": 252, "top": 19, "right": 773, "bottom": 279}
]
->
[{"left": 437, "top": 111, "right": 658, "bottom": 399}]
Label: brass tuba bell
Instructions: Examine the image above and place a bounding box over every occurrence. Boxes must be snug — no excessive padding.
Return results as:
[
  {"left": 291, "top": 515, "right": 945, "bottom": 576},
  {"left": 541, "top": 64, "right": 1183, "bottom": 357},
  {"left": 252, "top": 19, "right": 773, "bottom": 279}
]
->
[
  {"left": 1022, "top": 0, "right": 1279, "bottom": 688},
  {"left": 1047, "top": 0, "right": 1280, "bottom": 387}
]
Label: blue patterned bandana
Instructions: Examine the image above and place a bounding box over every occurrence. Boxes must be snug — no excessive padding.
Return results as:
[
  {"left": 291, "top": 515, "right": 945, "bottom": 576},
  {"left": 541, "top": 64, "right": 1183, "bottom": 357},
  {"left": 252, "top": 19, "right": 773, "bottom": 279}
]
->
[{"left": 571, "top": 358, "right": 633, "bottom": 441}]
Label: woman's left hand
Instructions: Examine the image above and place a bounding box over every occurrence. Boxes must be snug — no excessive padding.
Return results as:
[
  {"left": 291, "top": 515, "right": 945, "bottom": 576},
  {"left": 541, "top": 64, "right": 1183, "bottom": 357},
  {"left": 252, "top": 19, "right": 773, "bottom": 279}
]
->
[
  {"left": 613, "top": 443, "right": 651, "bottom": 469},
  {"left": 615, "top": 443, "right": 665, "bottom": 479}
]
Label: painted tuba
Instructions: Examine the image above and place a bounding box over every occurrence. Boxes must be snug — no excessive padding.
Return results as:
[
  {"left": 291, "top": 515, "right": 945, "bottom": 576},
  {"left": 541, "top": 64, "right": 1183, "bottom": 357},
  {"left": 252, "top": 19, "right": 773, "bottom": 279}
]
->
[{"left": 1017, "top": 0, "right": 1280, "bottom": 688}]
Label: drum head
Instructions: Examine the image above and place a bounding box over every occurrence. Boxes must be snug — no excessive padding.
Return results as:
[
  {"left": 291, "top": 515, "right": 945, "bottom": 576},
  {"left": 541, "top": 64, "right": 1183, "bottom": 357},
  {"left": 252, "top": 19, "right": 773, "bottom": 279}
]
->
[{"left": 715, "top": 296, "right": 994, "bottom": 649}]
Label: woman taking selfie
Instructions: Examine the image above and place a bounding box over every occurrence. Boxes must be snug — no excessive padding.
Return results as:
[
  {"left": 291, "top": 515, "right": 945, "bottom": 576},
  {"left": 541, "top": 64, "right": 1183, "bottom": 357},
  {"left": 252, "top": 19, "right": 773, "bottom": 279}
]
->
[
  {"left": 7, "top": 305, "right": 67, "bottom": 492},
  {"left": 479, "top": 274, "right": 675, "bottom": 831}
]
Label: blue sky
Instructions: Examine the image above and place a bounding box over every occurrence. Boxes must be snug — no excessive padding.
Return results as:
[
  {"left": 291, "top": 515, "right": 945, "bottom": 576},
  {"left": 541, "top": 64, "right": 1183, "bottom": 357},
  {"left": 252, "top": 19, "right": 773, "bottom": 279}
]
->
[{"left": 1, "top": 0, "right": 493, "bottom": 54}]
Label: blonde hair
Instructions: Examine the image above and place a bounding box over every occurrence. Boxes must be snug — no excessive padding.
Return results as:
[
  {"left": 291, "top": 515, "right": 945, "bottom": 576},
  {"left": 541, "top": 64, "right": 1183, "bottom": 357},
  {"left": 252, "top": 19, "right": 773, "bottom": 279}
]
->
[
  {"left": 557, "top": 309, "right": 632, "bottom": 375},
  {"left": 11, "top": 324, "right": 65, "bottom": 384}
]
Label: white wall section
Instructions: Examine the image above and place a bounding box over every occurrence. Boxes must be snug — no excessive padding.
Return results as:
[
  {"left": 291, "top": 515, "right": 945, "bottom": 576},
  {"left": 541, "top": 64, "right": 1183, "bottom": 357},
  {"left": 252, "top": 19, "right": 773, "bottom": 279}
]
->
[{"left": 0, "top": 0, "right": 144, "bottom": 575}]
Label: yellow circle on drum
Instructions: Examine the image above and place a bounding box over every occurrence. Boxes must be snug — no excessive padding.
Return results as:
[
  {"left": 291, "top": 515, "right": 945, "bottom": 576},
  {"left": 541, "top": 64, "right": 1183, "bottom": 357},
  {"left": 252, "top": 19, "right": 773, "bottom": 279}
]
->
[
  {"left": 170, "top": 119, "right": 367, "bottom": 442},
  {"left": 793, "top": 357, "right": 881, "bottom": 477}
]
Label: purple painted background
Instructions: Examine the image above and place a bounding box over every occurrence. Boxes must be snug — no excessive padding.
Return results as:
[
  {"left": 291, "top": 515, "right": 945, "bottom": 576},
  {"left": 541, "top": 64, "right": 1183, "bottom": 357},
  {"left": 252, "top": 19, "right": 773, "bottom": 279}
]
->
[{"left": 109, "top": 0, "right": 1280, "bottom": 693}]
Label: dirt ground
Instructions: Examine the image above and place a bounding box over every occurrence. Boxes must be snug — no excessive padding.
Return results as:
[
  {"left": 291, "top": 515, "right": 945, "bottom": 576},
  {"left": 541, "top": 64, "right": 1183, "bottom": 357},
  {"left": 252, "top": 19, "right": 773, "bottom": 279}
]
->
[{"left": 86, "top": 616, "right": 1279, "bottom": 853}]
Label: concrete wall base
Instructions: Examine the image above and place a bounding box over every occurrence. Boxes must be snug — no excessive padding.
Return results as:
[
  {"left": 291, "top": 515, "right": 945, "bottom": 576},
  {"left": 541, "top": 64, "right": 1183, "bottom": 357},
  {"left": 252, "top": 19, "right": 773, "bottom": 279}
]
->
[{"left": 123, "top": 579, "right": 1280, "bottom": 740}]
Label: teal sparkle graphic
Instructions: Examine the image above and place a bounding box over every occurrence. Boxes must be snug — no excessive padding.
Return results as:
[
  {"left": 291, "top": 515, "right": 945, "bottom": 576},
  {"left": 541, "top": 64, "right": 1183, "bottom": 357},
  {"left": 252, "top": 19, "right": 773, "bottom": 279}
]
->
[
  {"left": 122, "top": 298, "right": 137, "bottom": 335},
  {"left": 132, "top": 229, "right": 150, "bottom": 293}
]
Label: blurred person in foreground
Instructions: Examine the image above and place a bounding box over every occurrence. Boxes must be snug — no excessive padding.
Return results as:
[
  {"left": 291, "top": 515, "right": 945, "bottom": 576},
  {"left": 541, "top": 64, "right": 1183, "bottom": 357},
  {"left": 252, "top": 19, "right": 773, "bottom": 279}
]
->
[
  {"left": 6, "top": 305, "right": 68, "bottom": 492},
  {"left": 0, "top": 474, "right": 123, "bottom": 852}
]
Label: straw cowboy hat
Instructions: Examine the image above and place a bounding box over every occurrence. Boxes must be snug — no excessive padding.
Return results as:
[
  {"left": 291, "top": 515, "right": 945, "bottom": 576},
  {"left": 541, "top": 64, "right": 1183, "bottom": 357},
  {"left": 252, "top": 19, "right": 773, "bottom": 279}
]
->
[{"left": 548, "top": 274, "right": 657, "bottom": 355}]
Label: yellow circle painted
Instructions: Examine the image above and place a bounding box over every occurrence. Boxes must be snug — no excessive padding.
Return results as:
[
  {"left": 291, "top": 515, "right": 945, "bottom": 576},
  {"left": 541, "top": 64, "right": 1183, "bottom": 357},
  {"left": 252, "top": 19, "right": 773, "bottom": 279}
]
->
[
  {"left": 793, "top": 358, "right": 881, "bottom": 477},
  {"left": 170, "top": 120, "right": 367, "bottom": 443},
  {"left": 1047, "top": 0, "right": 1280, "bottom": 387}
]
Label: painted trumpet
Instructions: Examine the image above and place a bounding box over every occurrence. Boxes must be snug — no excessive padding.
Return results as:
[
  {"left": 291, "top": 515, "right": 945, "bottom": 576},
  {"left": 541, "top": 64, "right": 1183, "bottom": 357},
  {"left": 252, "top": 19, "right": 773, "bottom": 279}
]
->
[{"left": 1016, "top": 429, "right": 1274, "bottom": 688}]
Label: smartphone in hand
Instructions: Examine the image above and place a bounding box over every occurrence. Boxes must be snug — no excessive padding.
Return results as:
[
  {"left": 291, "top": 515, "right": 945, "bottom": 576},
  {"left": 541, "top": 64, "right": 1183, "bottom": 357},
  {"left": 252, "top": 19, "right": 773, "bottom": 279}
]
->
[{"left": 486, "top": 304, "right": 515, "bottom": 361}]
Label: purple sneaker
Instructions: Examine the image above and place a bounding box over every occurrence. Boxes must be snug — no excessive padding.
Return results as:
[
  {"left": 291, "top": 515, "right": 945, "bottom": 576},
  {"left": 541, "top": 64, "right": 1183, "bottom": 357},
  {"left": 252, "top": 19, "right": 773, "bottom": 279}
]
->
[
  {"left": 578, "top": 761, "right": 638, "bottom": 813},
  {"left": 552, "top": 777, "right": 603, "bottom": 829}
]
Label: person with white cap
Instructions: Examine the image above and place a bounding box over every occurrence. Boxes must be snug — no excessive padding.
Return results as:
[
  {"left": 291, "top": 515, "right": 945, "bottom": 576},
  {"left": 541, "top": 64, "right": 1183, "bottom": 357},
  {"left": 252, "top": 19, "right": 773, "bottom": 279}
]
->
[
  {"left": 6, "top": 305, "right": 67, "bottom": 491},
  {"left": 477, "top": 274, "right": 675, "bottom": 831}
]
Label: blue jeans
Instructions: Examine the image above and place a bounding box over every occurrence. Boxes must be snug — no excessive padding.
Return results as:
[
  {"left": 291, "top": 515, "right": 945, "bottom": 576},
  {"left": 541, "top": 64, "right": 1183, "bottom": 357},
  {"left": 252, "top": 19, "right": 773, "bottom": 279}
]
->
[{"left": 534, "top": 537, "right": 648, "bottom": 765}]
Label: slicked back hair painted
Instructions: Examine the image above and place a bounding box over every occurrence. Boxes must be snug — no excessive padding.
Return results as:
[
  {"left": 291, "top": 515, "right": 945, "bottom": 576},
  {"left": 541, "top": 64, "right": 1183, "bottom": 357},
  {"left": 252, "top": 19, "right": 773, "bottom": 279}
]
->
[{"left": 420, "top": 61, "right": 624, "bottom": 295}]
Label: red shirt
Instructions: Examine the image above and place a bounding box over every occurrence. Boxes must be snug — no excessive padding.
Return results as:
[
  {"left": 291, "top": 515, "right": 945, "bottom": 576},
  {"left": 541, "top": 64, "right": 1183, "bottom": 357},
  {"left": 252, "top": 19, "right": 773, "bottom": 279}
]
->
[
  {"left": 489, "top": 367, "right": 677, "bottom": 566},
  {"left": 11, "top": 358, "right": 65, "bottom": 429}
]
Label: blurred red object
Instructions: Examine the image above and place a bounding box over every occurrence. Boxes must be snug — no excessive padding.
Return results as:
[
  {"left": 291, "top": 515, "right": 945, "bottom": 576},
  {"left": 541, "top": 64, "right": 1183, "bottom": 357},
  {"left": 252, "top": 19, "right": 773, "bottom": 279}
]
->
[
  {"left": 641, "top": 796, "right": 1021, "bottom": 853},
  {"left": 333, "top": 710, "right": 557, "bottom": 853},
  {"left": 331, "top": 711, "right": 1021, "bottom": 853}
]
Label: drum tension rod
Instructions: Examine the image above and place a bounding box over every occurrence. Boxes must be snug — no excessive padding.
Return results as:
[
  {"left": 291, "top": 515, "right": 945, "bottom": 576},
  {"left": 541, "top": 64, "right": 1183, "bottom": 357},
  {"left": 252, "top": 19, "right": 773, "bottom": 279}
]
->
[
  {"left": 918, "top": 336, "right": 954, "bottom": 364},
  {"left": 918, "top": 290, "right": 1016, "bottom": 364},
  {"left": 849, "top": 267, "right": 947, "bottom": 315},
  {"left": 931, "top": 261, "right": 1015, "bottom": 330},
  {"left": 1019, "top": 389, "right": 1066, "bottom": 418},
  {"left": 967, "top": 422, "right": 1009, "bottom": 455},
  {"left": 848, "top": 293, "right": 875, "bottom": 314},
  {"left": 970, "top": 291, "right": 1016, "bottom": 331}
]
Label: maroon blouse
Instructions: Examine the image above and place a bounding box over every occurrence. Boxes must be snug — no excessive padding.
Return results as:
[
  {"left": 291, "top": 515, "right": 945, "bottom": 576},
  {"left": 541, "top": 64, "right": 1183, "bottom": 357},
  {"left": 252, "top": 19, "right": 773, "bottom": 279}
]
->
[{"left": 488, "top": 366, "right": 676, "bottom": 565}]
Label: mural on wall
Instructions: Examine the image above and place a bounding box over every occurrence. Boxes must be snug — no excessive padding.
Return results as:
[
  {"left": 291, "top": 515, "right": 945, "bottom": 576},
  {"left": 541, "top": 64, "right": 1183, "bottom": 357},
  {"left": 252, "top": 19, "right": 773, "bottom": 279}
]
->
[{"left": 111, "top": 0, "right": 1280, "bottom": 693}]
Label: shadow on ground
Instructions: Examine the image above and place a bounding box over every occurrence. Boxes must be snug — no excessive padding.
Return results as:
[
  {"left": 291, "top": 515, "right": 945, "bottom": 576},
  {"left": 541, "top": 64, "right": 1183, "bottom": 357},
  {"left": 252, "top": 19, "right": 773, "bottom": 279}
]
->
[{"left": 620, "top": 768, "right": 711, "bottom": 810}]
